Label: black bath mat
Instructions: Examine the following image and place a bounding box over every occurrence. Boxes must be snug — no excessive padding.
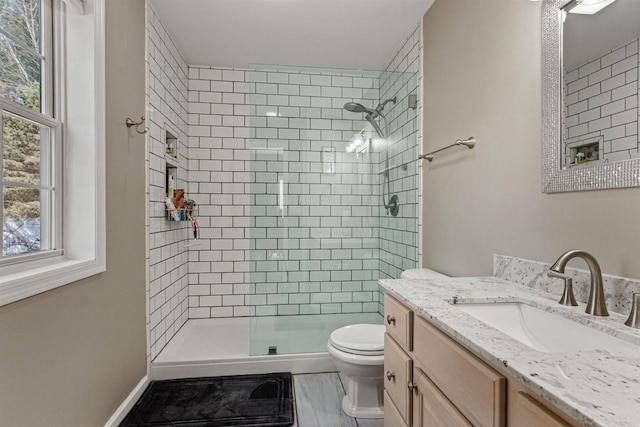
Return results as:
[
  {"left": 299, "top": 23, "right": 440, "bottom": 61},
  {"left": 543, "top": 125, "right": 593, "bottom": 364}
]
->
[{"left": 120, "top": 372, "right": 294, "bottom": 427}]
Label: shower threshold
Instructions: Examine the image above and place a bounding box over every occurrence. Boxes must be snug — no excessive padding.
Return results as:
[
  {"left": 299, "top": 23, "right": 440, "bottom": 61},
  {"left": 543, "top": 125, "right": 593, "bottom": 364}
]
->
[{"left": 151, "top": 313, "right": 382, "bottom": 380}]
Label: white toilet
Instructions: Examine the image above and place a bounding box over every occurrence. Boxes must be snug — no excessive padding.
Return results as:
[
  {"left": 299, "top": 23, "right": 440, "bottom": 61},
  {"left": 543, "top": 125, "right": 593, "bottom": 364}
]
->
[{"left": 327, "top": 323, "right": 385, "bottom": 419}]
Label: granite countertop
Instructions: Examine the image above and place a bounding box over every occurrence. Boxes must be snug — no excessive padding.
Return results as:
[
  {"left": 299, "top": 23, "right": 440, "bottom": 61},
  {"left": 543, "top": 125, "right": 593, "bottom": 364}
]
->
[{"left": 379, "top": 276, "right": 640, "bottom": 427}]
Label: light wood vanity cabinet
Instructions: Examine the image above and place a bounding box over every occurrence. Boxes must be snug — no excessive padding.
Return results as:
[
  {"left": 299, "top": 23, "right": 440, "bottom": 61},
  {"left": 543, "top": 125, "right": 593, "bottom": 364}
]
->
[{"left": 383, "top": 294, "right": 580, "bottom": 427}]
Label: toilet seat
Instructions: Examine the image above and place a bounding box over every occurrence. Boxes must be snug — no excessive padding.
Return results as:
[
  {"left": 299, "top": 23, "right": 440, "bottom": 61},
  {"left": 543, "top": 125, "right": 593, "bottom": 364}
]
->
[{"left": 329, "top": 324, "right": 384, "bottom": 356}]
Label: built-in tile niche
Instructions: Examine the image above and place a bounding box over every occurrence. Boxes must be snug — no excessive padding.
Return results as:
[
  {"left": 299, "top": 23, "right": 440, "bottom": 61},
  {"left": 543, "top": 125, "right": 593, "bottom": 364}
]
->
[{"left": 163, "top": 123, "right": 188, "bottom": 221}]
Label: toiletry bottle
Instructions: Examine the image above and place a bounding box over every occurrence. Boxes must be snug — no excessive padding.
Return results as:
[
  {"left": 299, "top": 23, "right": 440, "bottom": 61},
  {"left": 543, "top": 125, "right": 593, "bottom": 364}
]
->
[{"left": 168, "top": 175, "right": 174, "bottom": 200}]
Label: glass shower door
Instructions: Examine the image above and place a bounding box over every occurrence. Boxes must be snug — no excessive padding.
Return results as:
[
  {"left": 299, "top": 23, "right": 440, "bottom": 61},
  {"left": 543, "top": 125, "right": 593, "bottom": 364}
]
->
[{"left": 247, "top": 65, "right": 417, "bottom": 356}]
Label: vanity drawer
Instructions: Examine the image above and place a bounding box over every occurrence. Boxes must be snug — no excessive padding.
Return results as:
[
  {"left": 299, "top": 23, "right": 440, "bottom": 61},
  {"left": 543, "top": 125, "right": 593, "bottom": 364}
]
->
[
  {"left": 414, "top": 366, "right": 472, "bottom": 427},
  {"left": 516, "top": 393, "right": 570, "bottom": 427},
  {"left": 384, "top": 332, "right": 412, "bottom": 425},
  {"left": 384, "top": 294, "right": 413, "bottom": 350},
  {"left": 384, "top": 391, "right": 409, "bottom": 427},
  {"left": 413, "top": 315, "right": 506, "bottom": 427}
]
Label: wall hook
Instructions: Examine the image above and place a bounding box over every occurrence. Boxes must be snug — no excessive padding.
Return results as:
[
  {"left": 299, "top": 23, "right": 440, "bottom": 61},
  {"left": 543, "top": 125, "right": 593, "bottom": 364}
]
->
[{"left": 126, "top": 116, "right": 147, "bottom": 134}]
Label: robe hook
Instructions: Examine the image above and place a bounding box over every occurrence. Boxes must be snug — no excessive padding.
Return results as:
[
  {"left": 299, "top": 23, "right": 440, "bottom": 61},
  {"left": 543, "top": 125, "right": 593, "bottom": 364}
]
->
[{"left": 126, "top": 116, "right": 147, "bottom": 134}]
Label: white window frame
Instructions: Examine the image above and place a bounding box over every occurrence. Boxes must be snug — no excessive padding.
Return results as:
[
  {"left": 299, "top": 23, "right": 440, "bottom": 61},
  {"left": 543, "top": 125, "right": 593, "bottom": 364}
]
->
[
  {"left": 0, "top": 0, "right": 62, "bottom": 265},
  {"left": 0, "top": 0, "right": 106, "bottom": 306},
  {"left": 0, "top": 103, "right": 63, "bottom": 265}
]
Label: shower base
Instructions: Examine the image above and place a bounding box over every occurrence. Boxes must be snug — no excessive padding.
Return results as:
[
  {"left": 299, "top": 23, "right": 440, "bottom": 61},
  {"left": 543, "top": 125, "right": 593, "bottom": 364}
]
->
[{"left": 151, "top": 312, "right": 382, "bottom": 380}]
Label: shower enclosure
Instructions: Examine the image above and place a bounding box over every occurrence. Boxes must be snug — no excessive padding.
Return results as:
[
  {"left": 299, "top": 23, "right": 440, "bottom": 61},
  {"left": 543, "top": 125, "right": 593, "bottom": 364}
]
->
[
  {"left": 145, "top": 4, "right": 423, "bottom": 377},
  {"left": 247, "top": 65, "right": 419, "bottom": 356}
]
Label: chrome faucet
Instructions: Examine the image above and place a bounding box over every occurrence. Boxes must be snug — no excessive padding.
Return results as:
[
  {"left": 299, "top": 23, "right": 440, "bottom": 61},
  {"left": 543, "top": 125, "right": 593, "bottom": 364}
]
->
[{"left": 547, "top": 250, "right": 608, "bottom": 317}]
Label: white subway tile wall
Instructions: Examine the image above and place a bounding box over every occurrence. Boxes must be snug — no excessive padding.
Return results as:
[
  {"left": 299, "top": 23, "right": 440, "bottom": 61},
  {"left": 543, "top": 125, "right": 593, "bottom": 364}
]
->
[
  {"left": 187, "top": 64, "right": 388, "bottom": 318},
  {"left": 186, "top": 28, "right": 422, "bottom": 320},
  {"left": 145, "top": 6, "right": 190, "bottom": 360},
  {"left": 564, "top": 38, "right": 639, "bottom": 163}
]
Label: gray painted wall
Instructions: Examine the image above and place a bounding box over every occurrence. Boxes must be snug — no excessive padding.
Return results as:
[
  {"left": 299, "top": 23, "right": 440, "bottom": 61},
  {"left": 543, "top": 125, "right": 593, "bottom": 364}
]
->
[
  {"left": 422, "top": 0, "right": 640, "bottom": 280},
  {"left": 0, "top": 1, "right": 147, "bottom": 425}
]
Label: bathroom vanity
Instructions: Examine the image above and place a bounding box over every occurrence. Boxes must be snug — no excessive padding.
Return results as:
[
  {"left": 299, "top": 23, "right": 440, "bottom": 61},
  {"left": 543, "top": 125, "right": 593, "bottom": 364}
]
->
[{"left": 380, "top": 277, "right": 640, "bottom": 427}]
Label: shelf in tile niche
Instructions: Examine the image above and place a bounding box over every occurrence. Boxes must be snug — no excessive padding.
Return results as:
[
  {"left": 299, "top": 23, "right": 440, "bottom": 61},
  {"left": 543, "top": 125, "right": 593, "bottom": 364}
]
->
[
  {"left": 164, "top": 123, "right": 180, "bottom": 166},
  {"left": 165, "top": 153, "right": 179, "bottom": 168},
  {"left": 166, "top": 205, "right": 197, "bottom": 222}
]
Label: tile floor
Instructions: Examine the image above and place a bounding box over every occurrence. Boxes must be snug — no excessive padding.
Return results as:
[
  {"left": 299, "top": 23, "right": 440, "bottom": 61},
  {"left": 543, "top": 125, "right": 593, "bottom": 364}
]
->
[{"left": 293, "top": 373, "right": 384, "bottom": 427}]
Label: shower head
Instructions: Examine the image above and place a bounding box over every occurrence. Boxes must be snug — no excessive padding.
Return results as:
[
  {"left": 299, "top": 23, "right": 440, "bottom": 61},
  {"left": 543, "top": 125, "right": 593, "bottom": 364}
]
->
[
  {"left": 343, "top": 102, "right": 385, "bottom": 137},
  {"left": 343, "top": 102, "right": 376, "bottom": 115},
  {"left": 344, "top": 97, "right": 397, "bottom": 139}
]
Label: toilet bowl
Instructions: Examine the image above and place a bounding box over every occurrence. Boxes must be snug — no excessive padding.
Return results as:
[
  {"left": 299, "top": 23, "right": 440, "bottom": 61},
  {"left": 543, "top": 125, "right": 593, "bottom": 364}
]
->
[{"left": 327, "top": 323, "right": 385, "bottom": 419}]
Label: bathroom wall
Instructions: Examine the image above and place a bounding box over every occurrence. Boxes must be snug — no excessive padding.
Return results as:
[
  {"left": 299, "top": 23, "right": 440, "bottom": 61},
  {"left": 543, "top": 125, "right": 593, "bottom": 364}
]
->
[
  {"left": 378, "top": 26, "right": 422, "bottom": 282},
  {"left": 421, "top": 0, "right": 640, "bottom": 280},
  {"left": 564, "top": 37, "right": 639, "bottom": 164},
  {"left": 187, "top": 66, "right": 383, "bottom": 317},
  {"left": 146, "top": 5, "right": 190, "bottom": 360},
  {"left": 0, "top": 0, "right": 147, "bottom": 424}
]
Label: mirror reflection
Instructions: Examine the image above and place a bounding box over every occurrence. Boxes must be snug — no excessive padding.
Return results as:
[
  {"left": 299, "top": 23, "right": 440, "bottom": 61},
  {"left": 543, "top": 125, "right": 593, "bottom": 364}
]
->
[{"left": 561, "top": 0, "right": 640, "bottom": 168}]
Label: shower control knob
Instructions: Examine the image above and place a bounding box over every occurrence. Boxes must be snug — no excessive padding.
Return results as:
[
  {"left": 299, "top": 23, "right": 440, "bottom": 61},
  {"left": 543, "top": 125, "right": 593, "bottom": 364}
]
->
[
  {"left": 386, "top": 371, "right": 396, "bottom": 381},
  {"left": 386, "top": 315, "right": 396, "bottom": 325}
]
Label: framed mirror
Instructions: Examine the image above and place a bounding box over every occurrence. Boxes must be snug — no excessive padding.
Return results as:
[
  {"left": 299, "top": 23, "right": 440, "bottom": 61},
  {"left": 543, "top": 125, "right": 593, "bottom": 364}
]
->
[{"left": 542, "top": 0, "right": 640, "bottom": 192}]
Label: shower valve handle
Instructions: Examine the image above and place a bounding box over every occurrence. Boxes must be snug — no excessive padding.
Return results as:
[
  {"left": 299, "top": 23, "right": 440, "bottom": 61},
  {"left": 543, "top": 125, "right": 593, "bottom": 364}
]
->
[{"left": 386, "top": 315, "right": 396, "bottom": 325}]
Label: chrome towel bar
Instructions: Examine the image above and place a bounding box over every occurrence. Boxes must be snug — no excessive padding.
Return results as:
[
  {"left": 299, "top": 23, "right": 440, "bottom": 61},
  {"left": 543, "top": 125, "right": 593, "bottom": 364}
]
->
[{"left": 419, "top": 137, "right": 476, "bottom": 162}]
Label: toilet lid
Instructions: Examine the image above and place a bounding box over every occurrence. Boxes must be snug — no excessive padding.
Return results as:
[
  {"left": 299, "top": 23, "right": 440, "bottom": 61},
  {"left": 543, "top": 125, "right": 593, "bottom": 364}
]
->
[{"left": 329, "top": 324, "right": 385, "bottom": 355}]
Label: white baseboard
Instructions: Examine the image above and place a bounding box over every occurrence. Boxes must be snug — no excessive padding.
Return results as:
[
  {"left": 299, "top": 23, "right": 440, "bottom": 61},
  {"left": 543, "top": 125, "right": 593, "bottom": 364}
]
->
[
  {"left": 104, "top": 376, "right": 150, "bottom": 427},
  {"left": 151, "top": 352, "right": 336, "bottom": 380}
]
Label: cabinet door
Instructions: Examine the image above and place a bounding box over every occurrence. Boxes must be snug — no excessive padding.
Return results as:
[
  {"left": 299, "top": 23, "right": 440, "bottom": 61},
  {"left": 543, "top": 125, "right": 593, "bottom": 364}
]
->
[
  {"left": 384, "top": 333, "right": 413, "bottom": 425},
  {"left": 413, "top": 367, "right": 472, "bottom": 427},
  {"left": 384, "top": 391, "right": 409, "bottom": 427},
  {"left": 516, "top": 393, "right": 571, "bottom": 427}
]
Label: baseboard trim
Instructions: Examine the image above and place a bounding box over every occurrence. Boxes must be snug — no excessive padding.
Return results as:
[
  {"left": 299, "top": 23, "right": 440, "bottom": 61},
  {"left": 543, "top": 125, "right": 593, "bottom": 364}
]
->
[
  {"left": 104, "top": 375, "right": 150, "bottom": 427},
  {"left": 151, "top": 352, "right": 336, "bottom": 380}
]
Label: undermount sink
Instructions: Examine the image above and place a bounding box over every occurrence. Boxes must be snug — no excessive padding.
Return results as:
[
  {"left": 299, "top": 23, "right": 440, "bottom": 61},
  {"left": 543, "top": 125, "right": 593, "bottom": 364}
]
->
[{"left": 454, "top": 302, "right": 638, "bottom": 353}]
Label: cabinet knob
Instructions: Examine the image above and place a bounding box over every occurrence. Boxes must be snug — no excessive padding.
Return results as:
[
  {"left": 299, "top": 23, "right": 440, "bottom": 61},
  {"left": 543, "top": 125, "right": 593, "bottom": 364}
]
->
[
  {"left": 386, "top": 315, "right": 396, "bottom": 325},
  {"left": 408, "top": 381, "right": 418, "bottom": 392},
  {"left": 386, "top": 371, "right": 396, "bottom": 381}
]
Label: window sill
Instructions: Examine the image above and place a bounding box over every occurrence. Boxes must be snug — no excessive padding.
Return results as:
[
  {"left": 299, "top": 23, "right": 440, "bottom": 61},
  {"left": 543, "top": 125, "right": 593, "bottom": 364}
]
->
[{"left": 0, "top": 257, "right": 106, "bottom": 306}]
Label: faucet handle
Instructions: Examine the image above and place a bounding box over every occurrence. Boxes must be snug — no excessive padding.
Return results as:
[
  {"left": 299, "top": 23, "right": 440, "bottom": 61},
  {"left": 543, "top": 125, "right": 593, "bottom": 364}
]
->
[
  {"left": 548, "top": 270, "right": 578, "bottom": 306},
  {"left": 625, "top": 293, "right": 640, "bottom": 329}
]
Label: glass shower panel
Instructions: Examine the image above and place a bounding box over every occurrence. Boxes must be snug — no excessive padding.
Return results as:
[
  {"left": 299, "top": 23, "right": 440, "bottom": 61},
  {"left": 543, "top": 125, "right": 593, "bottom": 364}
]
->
[
  {"left": 248, "top": 65, "right": 418, "bottom": 356},
  {"left": 378, "top": 70, "right": 420, "bottom": 282}
]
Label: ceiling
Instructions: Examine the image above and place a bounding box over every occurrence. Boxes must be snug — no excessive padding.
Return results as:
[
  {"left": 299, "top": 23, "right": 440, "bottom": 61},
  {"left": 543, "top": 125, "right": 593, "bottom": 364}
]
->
[{"left": 150, "top": 0, "right": 435, "bottom": 71}]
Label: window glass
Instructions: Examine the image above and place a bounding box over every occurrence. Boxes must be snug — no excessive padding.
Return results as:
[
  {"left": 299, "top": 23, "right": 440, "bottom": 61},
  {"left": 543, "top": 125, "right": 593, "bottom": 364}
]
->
[
  {"left": 0, "top": 0, "right": 42, "bottom": 112},
  {"left": 3, "top": 186, "right": 42, "bottom": 255},
  {"left": 0, "top": 0, "right": 53, "bottom": 259},
  {"left": 3, "top": 111, "right": 41, "bottom": 185},
  {"left": 0, "top": 0, "right": 41, "bottom": 51}
]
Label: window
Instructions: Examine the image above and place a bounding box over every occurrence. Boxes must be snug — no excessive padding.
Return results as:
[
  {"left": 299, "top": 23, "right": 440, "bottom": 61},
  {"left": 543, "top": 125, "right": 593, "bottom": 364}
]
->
[
  {"left": 0, "top": 0, "right": 106, "bottom": 306},
  {"left": 0, "top": 0, "right": 62, "bottom": 263}
]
